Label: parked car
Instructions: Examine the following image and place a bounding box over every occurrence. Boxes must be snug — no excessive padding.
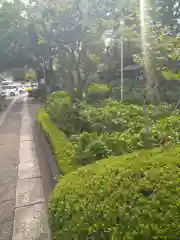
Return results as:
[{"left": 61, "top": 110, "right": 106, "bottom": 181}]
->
[
  {"left": 31, "top": 83, "right": 38, "bottom": 89},
  {"left": 15, "top": 84, "right": 26, "bottom": 94},
  {"left": 2, "top": 85, "right": 18, "bottom": 96},
  {"left": 18, "top": 87, "right": 26, "bottom": 94}
]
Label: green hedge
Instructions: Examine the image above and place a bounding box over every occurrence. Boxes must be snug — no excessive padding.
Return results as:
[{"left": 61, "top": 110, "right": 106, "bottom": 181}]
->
[
  {"left": 49, "top": 145, "right": 180, "bottom": 239},
  {"left": 37, "top": 108, "right": 76, "bottom": 174},
  {"left": 87, "top": 83, "right": 112, "bottom": 102}
]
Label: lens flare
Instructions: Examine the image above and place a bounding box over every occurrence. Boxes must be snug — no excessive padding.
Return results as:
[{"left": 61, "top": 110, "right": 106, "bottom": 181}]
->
[{"left": 140, "top": 0, "right": 154, "bottom": 97}]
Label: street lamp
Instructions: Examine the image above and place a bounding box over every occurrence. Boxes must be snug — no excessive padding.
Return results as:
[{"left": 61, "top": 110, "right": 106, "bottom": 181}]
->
[
  {"left": 120, "top": 19, "right": 124, "bottom": 102},
  {"left": 120, "top": 40, "right": 124, "bottom": 102}
]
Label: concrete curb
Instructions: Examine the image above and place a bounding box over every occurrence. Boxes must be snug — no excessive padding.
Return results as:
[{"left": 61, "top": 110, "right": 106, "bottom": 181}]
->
[{"left": 34, "top": 121, "right": 59, "bottom": 185}]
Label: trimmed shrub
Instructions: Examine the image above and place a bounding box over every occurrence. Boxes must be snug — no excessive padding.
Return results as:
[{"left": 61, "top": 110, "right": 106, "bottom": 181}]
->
[
  {"left": 71, "top": 132, "right": 132, "bottom": 164},
  {"left": 46, "top": 91, "right": 85, "bottom": 136},
  {"left": 87, "top": 83, "right": 112, "bottom": 102},
  {"left": 37, "top": 108, "right": 76, "bottom": 174},
  {"left": 46, "top": 91, "right": 71, "bottom": 131},
  {"left": 49, "top": 146, "right": 180, "bottom": 239}
]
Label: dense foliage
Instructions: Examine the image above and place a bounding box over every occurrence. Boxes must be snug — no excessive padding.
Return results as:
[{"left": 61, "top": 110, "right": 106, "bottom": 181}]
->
[
  {"left": 49, "top": 145, "right": 180, "bottom": 239},
  {"left": 1, "top": 0, "right": 180, "bottom": 101},
  {"left": 87, "top": 83, "right": 112, "bottom": 102},
  {"left": 71, "top": 114, "right": 180, "bottom": 163},
  {"left": 46, "top": 91, "right": 180, "bottom": 164},
  {"left": 46, "top": 91, "right": 86, "bottom": 136}
]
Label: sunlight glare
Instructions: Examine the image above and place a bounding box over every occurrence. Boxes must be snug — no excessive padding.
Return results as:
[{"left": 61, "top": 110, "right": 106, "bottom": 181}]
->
[{"left": 140, "top": 0, "right": 151, "bottom": 90}]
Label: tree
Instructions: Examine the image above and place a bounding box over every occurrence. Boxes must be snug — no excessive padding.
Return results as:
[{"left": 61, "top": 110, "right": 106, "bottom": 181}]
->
[
  {"left": 150, "top": 0, "right": 180, "bottom": 33},
  {"left": 0, "top": 0, "right": 30, "bottom": 72},
  {"left": 27, "top": 0, "right": 122, "bottom": 98},
  {"left": 0, "top": 0, "right": 142, "bottom": 99}
]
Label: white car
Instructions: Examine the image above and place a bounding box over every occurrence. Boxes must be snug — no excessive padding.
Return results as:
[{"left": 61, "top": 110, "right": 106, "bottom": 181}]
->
[
  {"left": 15, "top": 85, "right": 26, "bottom": 94},
  {"left": 18, "top": 87, "right": 26, "bottom": 94},
  {"left": 2, "top": 85, "right": 18, "bottom": 96}
]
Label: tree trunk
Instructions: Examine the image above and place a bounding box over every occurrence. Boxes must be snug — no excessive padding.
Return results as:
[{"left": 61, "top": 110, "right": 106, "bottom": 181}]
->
[
  {"left": 145, "top": 62, "right": 160, "bottom": 104},
  {"left": 46, "top": 58, "right": 55, "bottom": 88},
  {"left": 76, "top": 81, "right": 84, "bottom": 100},
  {"left": 43, "top": 59, "right": 48, "bottom": 107},
  {"left": 35, "top": 68, "right": 41, "bottom": 88}
]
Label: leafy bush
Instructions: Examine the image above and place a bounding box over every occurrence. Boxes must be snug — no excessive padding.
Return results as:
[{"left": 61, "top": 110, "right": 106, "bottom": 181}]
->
[
  {"left": 37, "top": 108, "right": 76, "bottom": 174},
  {"left": 75, "top": 100, "right": 172, "bottom": 140},
  {"left": 151, "top": 115, "right": 180, "bottom": 144},
  {"left": 49, "top": 145, "right": 180, "bottom": 239},
  {"left": 71, "top": 132, "right": 132, "bottom": 164},
  {"left": 46, "top": 91, "right": 84, "bottom": 136},
  {"left": 46, "top": 91, "right": 71, "bottom": 123},
  {"left": 45, "top": 91, "right": 178, "bottom": 164},
  {"left": 79, "top": 100, "right": 145, "bottom": 133},
  {"left": 71, "top": 133, "right": 112, "bottom": 164},
  {"left": 148, "top": 104, "right": 176, "bottom": 121},
  {"left": 71, "top": 115, "right": 180, "bottom": 164},
  {"left": 87, "top": 83, "right": 112, "bottom": 102}
]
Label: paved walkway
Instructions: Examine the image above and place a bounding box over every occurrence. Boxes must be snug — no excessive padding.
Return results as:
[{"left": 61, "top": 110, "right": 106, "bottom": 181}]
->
[{"left": 0, "top": 97, "right": 51, "bottom": 240}]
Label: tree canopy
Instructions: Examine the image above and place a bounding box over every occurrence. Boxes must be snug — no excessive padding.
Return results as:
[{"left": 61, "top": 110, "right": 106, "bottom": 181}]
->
[{"left": 0, "top": 0, "right": 180, "bottom": 101}]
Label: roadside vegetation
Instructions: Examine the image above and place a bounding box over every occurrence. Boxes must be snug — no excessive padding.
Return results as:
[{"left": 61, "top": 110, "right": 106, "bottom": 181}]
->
[
  {"left": 37, "top": 87, "right": 180, "bottom": 239},
  {"left": 43, "top": 90, "right": 180, "bottom": 167},
  {"left": 1, "top": 0, "right": 180, "bottom": 239},
  {"left": 49, "top": 146, "right": 180, "bottom": 239}
]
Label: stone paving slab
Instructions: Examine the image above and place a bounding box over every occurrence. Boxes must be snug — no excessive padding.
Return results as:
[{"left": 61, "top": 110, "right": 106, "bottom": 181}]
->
[
  {"left": 21, "top": 116, "right": 31, "bottom": 121},
  {"left": 19, "top": 149, "right": 38, "bottom": 163},
  {"left": 20, "top": 128, "right": 32, "bottom": 136},
  {"left": 20, "top": 135, "right": 33, "bottom": 142},
  {"left": 15, "top": 177, "right": 44, "bottom": 207},
  {"left": 19, "top": 140, "right": 35, "bottom": 150},
  {"left": 12, "top": 203, "right": 49, "bottom": 240},
  {"left": 18, "top": 161, "right": 41, "bottom": 179}
]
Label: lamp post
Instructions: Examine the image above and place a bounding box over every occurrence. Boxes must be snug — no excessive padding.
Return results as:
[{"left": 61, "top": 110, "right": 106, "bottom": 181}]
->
[
  {"left": 119, "top": 18, "right": 124, "bottom": 102},
  {"left": 120, "top": 40, "right": 124, "bottom": 102}
]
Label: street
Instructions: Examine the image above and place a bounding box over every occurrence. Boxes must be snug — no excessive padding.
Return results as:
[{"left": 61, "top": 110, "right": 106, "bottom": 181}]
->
[{"left": 0, "top": 96, "right": 51, "bottom": 240}]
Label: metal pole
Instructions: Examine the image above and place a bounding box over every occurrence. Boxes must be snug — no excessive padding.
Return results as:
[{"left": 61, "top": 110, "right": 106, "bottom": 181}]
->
[
  {"left": 120, "top": 41, "right": 124, "bottom": 102},
  {"left": 43, "top": 58, "right": 47, "bottom": 109}
]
